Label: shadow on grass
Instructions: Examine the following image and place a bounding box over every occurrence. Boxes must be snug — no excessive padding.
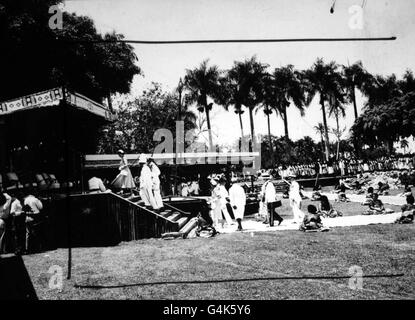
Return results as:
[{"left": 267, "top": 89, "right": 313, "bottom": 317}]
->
[{"left": 74, "top": 273, "right": 404, "bottom": 289}]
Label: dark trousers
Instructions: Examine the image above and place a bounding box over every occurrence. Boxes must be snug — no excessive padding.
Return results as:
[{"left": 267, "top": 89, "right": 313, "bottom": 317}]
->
[
  {"left": 267, "top": 202, "right": 283, "bottom": 227},
  {"left": 13, "top": 214, "right": 26, "bottom": 254}
]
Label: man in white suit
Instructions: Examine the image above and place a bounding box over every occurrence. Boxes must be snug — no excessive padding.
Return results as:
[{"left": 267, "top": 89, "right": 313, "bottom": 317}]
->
[
  {"left": 260, "top": 178, "right": 283, "bottom": 227},
  {"left": 217, "top": 177, "right": 233, "bottom": 227},
  {"left": 139, "top": 154, "right": 157, "bottom": 210},
  {"left": 229, "top": 179, "right": 246, "bottom": 231},
  {"left": 147, "top": 158, "right": 163, "bottom": 210}
]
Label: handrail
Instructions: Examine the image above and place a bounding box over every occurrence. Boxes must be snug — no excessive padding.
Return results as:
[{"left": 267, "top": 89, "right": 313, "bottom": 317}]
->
[
  {"left": 73, "top": 191, "right": 179, "bottom": 224},
  {"left": 162, "top": 202, "right": 192, "bottom": 216}
]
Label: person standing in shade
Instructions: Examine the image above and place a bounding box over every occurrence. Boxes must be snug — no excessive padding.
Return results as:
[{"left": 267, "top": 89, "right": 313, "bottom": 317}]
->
[
  {"left": 260, "top": 178, "right": 283, "bottom": 227},
  {"left": 138, "top": 154, "right": 157, "bottom": 209},
  {"left": 24, "top": 192, "right": 43, "bottom": 253},
  {"left": 11, "top": 193, "right": 25, "bottom": 255},
  {"left": 147, "top": 158, "right": 164, "bottom": 210},
  {"left": 0, "top": 192, "right": 12, "bottom": 253},
  {"left": 229, "top": 179, "right": 246, "bottom": 231}
]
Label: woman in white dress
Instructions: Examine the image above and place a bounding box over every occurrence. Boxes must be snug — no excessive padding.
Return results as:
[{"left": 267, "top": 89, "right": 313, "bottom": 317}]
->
[
  {"left": 112, "top": 150, "right": 136, "bottom": 194},
  {"left": 229, "top": 180, "right": 246, "bottom": 231},
  {"left": 287, "top": 176, "right": 304, "bottom": 224}
]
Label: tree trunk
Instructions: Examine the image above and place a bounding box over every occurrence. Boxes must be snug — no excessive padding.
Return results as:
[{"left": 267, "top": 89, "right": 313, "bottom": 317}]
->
[
  {"left": 267, "top": 111, "right": 273, "bottom": 166},
  {"left": 320, "top": 97, "right": 330, "bottom": 161},
  {"left": 283, "top": 106, "right": 289, "bottom": 140},
  {"left": 248, "top": 106, "right": 256, "bottom": 151},
  {"left": 107, "top": 93, "right": 113, "bottom": 113},
  {"left": 205, "top": 106, "right": 214, "bottom": 151},
  {"left": 238, "top": 112, "right": 244, "bottom": 139},
  {"left": 351, "top": 86, "right": 358, "bottom": 119},
  {"left": 320, "top": 133, "right": 325, "bottom": 160},
  {"left": 335, "top": 111, "right": 340, "bottom": 160}
]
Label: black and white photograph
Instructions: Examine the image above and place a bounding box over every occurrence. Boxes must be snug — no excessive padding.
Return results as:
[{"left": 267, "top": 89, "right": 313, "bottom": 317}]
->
[{"left": 0, "top": 0, "right": 414, "bottom": 306}]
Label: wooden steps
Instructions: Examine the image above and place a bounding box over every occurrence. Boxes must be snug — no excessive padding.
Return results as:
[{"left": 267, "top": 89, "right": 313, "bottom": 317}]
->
[
  {"left": 168, "top": 212, "right": 181, "bottom": 222},
  {"left": 176, "top": 216, "right": 189, "bottom": 229},
  {"left": 116, "top": 193, "right": 199, "bottom": 238}
]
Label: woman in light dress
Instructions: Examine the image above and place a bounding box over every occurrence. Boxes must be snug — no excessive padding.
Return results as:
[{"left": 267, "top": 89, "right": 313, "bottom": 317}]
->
[{"left": 112, "top": 149, "right": 136, "bottom": 193}]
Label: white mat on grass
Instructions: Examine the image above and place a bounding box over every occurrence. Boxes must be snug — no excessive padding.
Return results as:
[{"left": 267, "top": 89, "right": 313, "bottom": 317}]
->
[
  {"left": 302, "top": 191, "right": 406, "bottom": 206},
  {"left": 216, "top": 212, "right": 402, "bottom": 234}
]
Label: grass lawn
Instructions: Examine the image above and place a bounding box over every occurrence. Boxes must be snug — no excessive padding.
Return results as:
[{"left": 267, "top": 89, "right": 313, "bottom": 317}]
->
[{"left": 23, "top": 223, "right": 415, "bottom": 300}]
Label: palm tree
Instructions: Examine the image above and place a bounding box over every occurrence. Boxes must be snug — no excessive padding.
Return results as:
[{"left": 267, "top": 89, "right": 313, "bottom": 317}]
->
[
  {"left": 217, "top": 73, "right": 245, "bottom": 140},
  {"left": 314, "top": 122, "right": 326, "bottom": 159},
  {"left": 228, "top": 56, "right": 268, "bottom": 149},
  {"left": 304, "top": 58, "right": 344, "bottom": 161},
  {"left": 268, "top": 65, "right": 307, "bottom": 140},
  {"left": 184, "top": 60, "right": 221, "bottom": 151},
  {"left": 342, "top": 61, "right": 372, "bottom": 119},
  {"left": 328, "top": 93, "right": 347, "bottom": 159},
  {"left": 256, "top": 75, "right": 274, "bottom": 162},
  {"left": 399, "top": 70, "right": 415, "bottom": 95},
  {"left": 400, "top": 139, "right": 409, "bottom": 154},
  {"left": 362, "top": 74, "right": 401, "bottom": 108}
]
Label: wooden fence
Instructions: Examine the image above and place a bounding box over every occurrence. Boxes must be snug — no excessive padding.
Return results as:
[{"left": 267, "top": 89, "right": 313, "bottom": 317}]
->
[{"left": 52, "top": 192, "right": 180, "bottom": 248}]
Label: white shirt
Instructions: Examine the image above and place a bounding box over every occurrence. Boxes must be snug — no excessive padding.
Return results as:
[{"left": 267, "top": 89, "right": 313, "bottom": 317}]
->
[
  {"left": 11, "top": 199, "right": 23, "bottom": 216},
  {"left": 139, "top": 164, "right": 152, "bottom": 188},
  {"left": 218, "top": 185, "right": 229, "bottom": 207},
  {"left": 189, "top": 181, "right": 200, "bottom": 195},
  {"left": 229, "top": 183, "right": 246, "bottom": 208},
  {"left": 0, "top": 193, "right": 12, "bottom": 220},
  {"left": 24, "top": 195, "right": 43, "bottom": 214},
  {"left": 261, "top": 181, "right": 276, "bottom": 203},
  {"left": 88, "top": 177, "right": 106, "bottom": 192},
  {"left": 150, "top": 162, "right": 161, "bottom": 185}
]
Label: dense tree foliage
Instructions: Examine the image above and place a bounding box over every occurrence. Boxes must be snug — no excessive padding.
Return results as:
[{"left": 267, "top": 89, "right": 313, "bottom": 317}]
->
[
  {"left": 96, "top": 83, "right": 197, "bottom": 154},
  {"left": 0, "top": 0, "right": 141, "bottom": 103}
]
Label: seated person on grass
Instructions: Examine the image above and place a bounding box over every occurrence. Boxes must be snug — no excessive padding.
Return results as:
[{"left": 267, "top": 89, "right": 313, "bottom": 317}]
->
[
  {"left": 311, "top": 184, "right": 322, "bottom": 201},
  {"left": 377, "top": 182, "right": 390, "bottom": 195},
  {"left": 364, "top": 193, "right": 386, "bottom": 215},
  {"left": 395, "top": 194, "right": 415, "bottom": 224},
  {"left": 300, "top": 204, "right": 329, "bottom": 232},
  {"left": 362, "top": 187, "right": 374, "bottom": 205},
  {"left": 335, "top": 180, "right": 350, "bottom": 202},
  {"left": 318, "top": 195, "right": 342, "bottom": 218}
]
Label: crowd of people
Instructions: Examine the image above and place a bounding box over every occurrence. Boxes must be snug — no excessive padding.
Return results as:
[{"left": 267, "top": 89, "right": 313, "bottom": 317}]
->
[
  {"left": 0, "top": 188, "right": 44, "bottom": 255},
  {"left": 257, "top": 156, "right": 415, "bottom": 180}
]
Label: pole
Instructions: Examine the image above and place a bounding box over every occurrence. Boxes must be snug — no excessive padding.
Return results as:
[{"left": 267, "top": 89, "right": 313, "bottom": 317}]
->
[
  {"left": 62, "top": 86, "right": 72, "bottom": 280},
  {"left": 174, "top": 79, "right": 183, "bottom": 196}
]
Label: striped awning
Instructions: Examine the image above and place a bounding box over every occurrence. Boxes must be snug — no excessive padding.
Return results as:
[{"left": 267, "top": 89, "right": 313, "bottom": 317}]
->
[{"left": 0, "top": 87, "right": 115, "bottom": 121}]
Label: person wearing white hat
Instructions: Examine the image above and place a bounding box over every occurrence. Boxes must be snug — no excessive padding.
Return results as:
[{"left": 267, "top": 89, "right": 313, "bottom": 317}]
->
[
  {"left": 138, "top": 154, "right": 157, "bottom": 209},
  {"left": 229, "top": 179, "right": 246, "bottom": 231},
  {"left": 112, "top": 149, "right": 136, "bottom": 194}
]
